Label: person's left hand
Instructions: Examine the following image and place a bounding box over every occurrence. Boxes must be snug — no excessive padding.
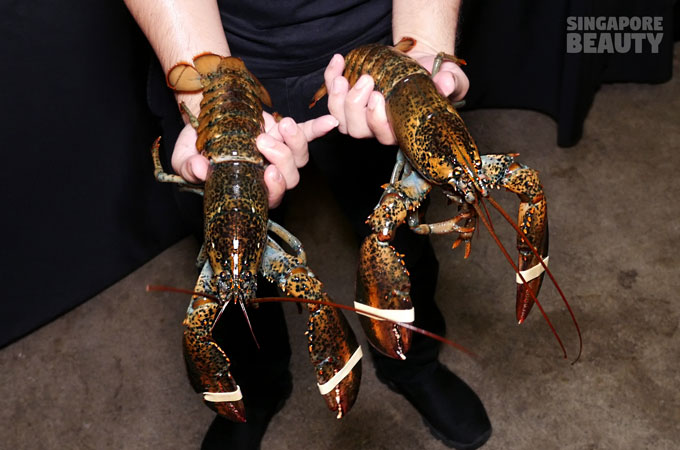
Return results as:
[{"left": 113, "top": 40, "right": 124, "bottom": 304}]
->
[{"left": 323, "top": 47, "right": 469, "bottom": 145}]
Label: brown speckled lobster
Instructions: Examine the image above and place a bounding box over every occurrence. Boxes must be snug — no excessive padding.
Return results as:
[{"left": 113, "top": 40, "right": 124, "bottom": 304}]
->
[
  {"left": 151, "top": 55, "right": 362, "bottom": 422},
  {"left": 311, "top": 38, "right": 581, "bottom": 362}
]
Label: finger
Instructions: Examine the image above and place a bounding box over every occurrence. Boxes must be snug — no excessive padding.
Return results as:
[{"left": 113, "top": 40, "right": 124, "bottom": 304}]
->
[
  {"left": 343, "top": 74, "right": 374, "bottom": 138},
  {"left": 324, "top": 54, "right": 348, "bottom": 132},
  {"left": 181, "top": 154, "right": 209, "bottom": 182},
  {"left": 366, "top": 91, "right": 397, "bottom": 145},
  {"left": 299, "top": 114, "right": 339, "bottom": 142},
  {"left": 432, "top": 64, "right": 470, "bottom": 101},
  {"left": 263, "top": 165, "right": 286, "bottom": 208},
  {"left": 261, "top": 111, "right": 281, "bottom": 137},
  {"left": 432, "top": 70, "right": 456, "bottom": 97},
  {"left": 278, "top": 117, "right": 309, "bottom": 167},
  {"left": 282, "top": 114, "right": 340, "bottom": 167},
  {"left": 326, "top": 75, "right": 349, "bottom": 133},
  {"left": 171, "top": 125, "right": 209, "bottom": 183},
  {"left": 257, "top": 133, "right": 299, "bottom": 189},
  {"left": 323, "top": 53, "right": 345, "bottom": 90},
  {"left": 450, "top": 68, "right": 470, "bottom": 101}
]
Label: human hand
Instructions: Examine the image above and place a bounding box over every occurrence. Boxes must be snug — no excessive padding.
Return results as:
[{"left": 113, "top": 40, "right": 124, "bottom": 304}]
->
[
  {"left": 171, "top": 112, "right": 338, "bottom": 208},
  {"left": 323, "top": 47, "right": 469, "bottom": 145}
]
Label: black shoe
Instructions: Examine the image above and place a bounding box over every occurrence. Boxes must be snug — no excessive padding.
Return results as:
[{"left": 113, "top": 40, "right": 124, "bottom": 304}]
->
[
  {"left": 201, "top": 373, "right": 293, "bottom": 450},
  {"left": 376, "top": 362, "right": 492, "bottom": 450}
]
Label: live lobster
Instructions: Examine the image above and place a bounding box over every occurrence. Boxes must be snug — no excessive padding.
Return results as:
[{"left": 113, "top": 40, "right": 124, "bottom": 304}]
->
[
  {"left": 151, "top": 55, "right": 362, "bottom": 422},
  {"left": 311, "top": 38, "right": 581, "bottom": 361}
]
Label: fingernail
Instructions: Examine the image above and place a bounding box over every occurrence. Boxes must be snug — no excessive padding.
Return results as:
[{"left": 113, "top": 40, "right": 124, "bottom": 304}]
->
[
  {"left": 354, "top": 75, "right": 373, "bottom": 89},
  {"left": 281, "top": 119, "right": 297, "bottom": 135},
  {"left": 327, "top": 116, "right": 339, "bottom": 127},
  {"left": 258, "top": 134, "right": 275, "bottom": 149},
  {"left": 367, "top": 93, "right": 379, "bottom": 111}
]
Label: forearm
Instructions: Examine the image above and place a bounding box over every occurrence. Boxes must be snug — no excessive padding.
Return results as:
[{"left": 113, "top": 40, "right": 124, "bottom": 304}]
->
[
  {"left": 124, "top": 0, "right": 229, "bottom": 117},
  {"left": 392, "top": 0, "right": 461, "bottom": 54}
]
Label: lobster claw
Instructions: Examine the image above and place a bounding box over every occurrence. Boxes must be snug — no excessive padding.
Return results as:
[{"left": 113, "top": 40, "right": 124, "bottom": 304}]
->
[
  {"left": 182, "top": 261, "right": 246, "bottom": 422},
  {"left": 515, "top": 200, "right": 549, "bottom": 324},
  {"left": 306, "top": 293, "right": 362, "bottom": 418},
  {"left": 183, "top": 295, "right": 246, "bottom": 422},
  {"left": 356, "top": 236, "right": 414, "bottom": 360},
  {"left": 261, "top": 233, "right": 362, "bottom": 419}
]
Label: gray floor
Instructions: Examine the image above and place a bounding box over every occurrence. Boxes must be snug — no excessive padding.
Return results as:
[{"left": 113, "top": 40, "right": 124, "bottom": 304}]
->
[{"left": 2, "top": 47, "right": 679, "bottom": 449}]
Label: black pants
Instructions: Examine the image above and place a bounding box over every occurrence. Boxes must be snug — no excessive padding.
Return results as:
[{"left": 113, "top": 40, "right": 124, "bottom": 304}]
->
[{"left": 148, "top": 55, "right": 446, "bottom": 399}]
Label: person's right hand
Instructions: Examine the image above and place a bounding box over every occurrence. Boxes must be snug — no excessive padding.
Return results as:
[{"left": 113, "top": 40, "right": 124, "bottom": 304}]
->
[{"left": 171, "top": 112, "right": 338, "bottom": 208}]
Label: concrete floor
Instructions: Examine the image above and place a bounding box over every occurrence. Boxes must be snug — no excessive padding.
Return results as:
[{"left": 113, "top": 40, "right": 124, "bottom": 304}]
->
[{"left": 2, "top": 47, "right": 679, "bottom": 449}]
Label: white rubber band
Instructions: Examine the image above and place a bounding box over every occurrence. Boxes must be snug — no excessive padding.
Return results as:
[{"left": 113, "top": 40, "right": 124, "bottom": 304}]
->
[
  {"left": 317, "top": 346, "right": 363, "bottom": 396},
  {"left": 203, "top": 385, "right": 243, "bottom": 403},
  {"left": 353, "top": 302, "right": 415, "bottom": 323},
  {"left": 516, "top": 256, "right": 549, "bottom": 284}
]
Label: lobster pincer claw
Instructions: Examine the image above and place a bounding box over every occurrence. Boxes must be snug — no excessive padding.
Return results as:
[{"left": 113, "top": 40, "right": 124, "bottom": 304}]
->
[
  {"left": 262, "top": 232, "right": 362, "bottom": 419},
  {"left": 355, "top": 163, "right": 429, "bottom": 360},
  {"left": 480, "top": 154, "right": 550, "bottom": 324},
  {"left": 356, "top": 236, "right": 413, "bottom": 359},
  {"left": 515, "top": 217, "right": 549, "bottom": 324},
  {"left": 183, "top": 261, "right": 246, "bottom": 422}
]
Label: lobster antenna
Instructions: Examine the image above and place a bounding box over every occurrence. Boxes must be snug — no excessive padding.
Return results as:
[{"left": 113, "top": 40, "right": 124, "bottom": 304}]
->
[
  {"left": 484, "top": 197, "right": 582, "bottom": 363},
  {"left": 470, "top": 201, "right": 569, "bottom": 360},
  {"left": 146, "top": 284, "right": 263, "bottom": 349},
  {"left": 147, "top": 284, "right": 218, "bottom": 300},
  {"left": 478, "top": 195, "right": 496, "bottom": 233},
  {"left": 146, "top": 285, "right": 476, "bottom": 357},
  {"left": 238, "top": 299, "right": 260, "bottom": 350},
  {"left": 252, "top": 297, "right": 477, "bottom": 358}
]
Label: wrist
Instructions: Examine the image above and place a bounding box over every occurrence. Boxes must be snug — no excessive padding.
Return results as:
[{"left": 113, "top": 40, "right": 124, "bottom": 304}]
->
[{"left": 407, "top": 38, "right": 454, "bottom": 57}]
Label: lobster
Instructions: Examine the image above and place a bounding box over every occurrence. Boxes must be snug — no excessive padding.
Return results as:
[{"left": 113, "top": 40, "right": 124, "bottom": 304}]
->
[
  {"left": 310, "top": 38, "right": 581, "bottom": 361},
  {"left": 151, "top": 55, "right": 362, "bottom": 422}
]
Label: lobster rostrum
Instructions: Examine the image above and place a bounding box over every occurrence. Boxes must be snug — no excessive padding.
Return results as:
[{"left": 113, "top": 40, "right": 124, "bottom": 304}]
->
[
  {"left": 311, "top": 38, "right": 581, "bottom": 361},
  {"left": 152, "top": 55, "right": 362, "bottom": 421}
]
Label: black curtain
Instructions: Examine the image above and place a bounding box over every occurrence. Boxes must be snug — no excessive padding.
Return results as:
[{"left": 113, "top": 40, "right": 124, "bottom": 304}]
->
[
  {"left": 0, "top": 1, "right": 190, "bottom": 347},
  {"left": 457, "top": 0, "right": 677, "bottom": 147}
]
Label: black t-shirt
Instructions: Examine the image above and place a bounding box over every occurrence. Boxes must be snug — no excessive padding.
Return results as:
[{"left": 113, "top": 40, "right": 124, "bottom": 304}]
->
[{"left": 218, "top": 0, "right": 392, "bottom": 78}]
